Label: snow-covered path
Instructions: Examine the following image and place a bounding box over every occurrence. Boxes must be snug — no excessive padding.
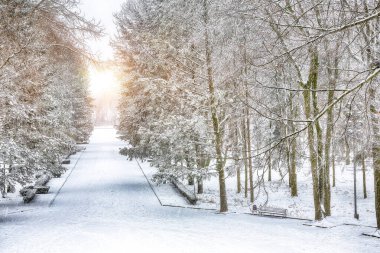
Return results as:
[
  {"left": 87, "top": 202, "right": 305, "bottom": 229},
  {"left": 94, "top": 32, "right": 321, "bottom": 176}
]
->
[{"left": 0, "top": 127, "right": 378, "bottom": 253}]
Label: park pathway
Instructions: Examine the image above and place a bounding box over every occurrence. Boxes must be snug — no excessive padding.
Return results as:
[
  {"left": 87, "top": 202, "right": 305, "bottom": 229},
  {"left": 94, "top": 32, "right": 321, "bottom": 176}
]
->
[{"left": 0, "top": 127, "right": 377, "bottom": 253}]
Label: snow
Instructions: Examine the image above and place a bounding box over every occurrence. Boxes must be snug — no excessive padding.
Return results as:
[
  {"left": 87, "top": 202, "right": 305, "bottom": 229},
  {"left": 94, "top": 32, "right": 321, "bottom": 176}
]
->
[
  {"left": 154, "top": 159, "right": 377, "bottom": 227},
  {"left": 363, "top": 229, "right": 380, "bottom": 238},
  {"left": 303, "top": 218, "right": 340, "bottom": 228},
  {"left": 0, "top": 127, "right": 379, "bottom": 253},
  {"left": 0, "top": 150, "right": 84, "bottom": 216},
  {"left": 139, "top": 161, "right": 190, "bottom": 207}
]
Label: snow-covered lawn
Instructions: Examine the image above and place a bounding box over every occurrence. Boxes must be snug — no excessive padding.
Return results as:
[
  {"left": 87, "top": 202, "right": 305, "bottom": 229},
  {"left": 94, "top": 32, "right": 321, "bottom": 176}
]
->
[
  {"left": 143, "top": 158, "right": 376, "bottom": 227},
  {"left": 0, "top": 127, "right": 379, "bottom": 253},
  {"left": 0, "top": 149, "right": 84, "bottom": 216}
]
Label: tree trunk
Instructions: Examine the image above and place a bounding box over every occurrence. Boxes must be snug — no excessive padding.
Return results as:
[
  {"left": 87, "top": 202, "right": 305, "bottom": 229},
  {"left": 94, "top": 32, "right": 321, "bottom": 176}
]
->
[
  {"left": 289, "top": 95, "right": 297, "bottom": 196},
  {"left": 268, "top": 153, "right": 272, "bottom": 182},
  {"left": 332, "top": 139, "right": 336, "bottom": 187},
  {"left": 186, "top": 155, "right": 194, "bottom": 185},
  {"left": 312, "top": 81, "right": 324, "bottom": 216},
  {"left": 242, "top": 118, "right": 248, "bottom": 198},
  {"left": 234, "top": 123, "right": 241, "bottom": 193},
  {"left": 362, "top": 156, "right": 367, "bottom": 199},
  {"left": 246, "top": 109, "right": 254, "bottom": 203},
  {"left": 1, "top": 163, "right": 7, "bottom": 198},
  {"left": 369, "top": 83, "right": 380, "bottom": 228},
  {"left": 290, "top": 137, "right": 298, "bottom": 197},
  {"left": 302, "top": 48, "right": 322, "bottom": 220},
  {"left": 241, "top": 16, "right": 250, "bottom": 198},
  {"left": 203, "top": 0, "right": 227, "bottom": 212},
  {"left": 197, "top": 177, "right": 204, "bottom": 194},
  {"left": 323, "top": 74, "right": 336, "bottom": 216},
  {"left": 237, "top": 164, "right": 241, "bottom": 193},
  {"left": 284, "top": 116, "right": 291, "bottom": 187},
  {"left": 345, "top": 139, "right": 351, "bottom": 165},
  {"left": 188, "top": 176, "right": 194, "bottom": 186},
  {"left": 304, "top": 90, "right": 322, "bottom": 220},
  {"left": 359, "top": 2, "right": 378, "bottom": 227}
]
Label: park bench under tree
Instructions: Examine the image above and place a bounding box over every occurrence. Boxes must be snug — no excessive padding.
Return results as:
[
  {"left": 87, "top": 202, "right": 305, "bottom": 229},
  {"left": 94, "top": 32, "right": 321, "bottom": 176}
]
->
[{"left": 252, "top": 205, "right": 287, "bottom": 218}]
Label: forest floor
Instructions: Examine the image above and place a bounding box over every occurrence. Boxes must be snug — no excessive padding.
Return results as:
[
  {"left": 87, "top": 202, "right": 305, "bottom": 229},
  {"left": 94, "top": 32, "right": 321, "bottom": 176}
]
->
[
  {"left": 142, "top": 156, "right": 376, "bottom": 227},
  {"left": 0, "top": 127, "right": 379, "bottom": 253}
]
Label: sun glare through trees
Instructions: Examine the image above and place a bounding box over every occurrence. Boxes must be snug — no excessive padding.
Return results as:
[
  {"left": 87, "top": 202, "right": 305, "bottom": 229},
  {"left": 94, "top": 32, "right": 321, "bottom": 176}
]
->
[
  {"left": 88, "top": 65, "right": 120, "bottom": 98},
  {"left": 88, "top": 65, "right": 121, "bottom": 125}
]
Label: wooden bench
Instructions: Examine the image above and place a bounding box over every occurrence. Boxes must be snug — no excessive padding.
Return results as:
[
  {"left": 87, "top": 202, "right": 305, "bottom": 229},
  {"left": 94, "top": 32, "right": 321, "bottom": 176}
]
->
[
  {"left": 62, "top": 159, "right": 70, "bottom": 165},
  {"left": 76, "top": 141, "right": 89, "bottom": 145},
  {"left": 34, "top": 185, "right": 50, "bottom": 194},
  {"left": 35, "top": 174, "right": 50, "bottom": 186},
  {"left": 19, "top": 174, "right": 51, "bottom": 203},
  {"left": 34, "top": 174, "right": 50, "bottom": 194},
  {"left": 253, "top": 205, "right": 287, "bottom": 218},
  {"left": 51, "top": 166, "right": 66, "bottom": 178},
  {"left": 20, "top": 188, "right": 37, "bottom": 203}
]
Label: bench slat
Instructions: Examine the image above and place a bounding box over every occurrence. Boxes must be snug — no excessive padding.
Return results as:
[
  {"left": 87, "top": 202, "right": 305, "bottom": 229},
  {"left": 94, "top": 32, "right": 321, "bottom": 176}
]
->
[{"left": 253, "top": 206, "right": 287, "bottom": 217}]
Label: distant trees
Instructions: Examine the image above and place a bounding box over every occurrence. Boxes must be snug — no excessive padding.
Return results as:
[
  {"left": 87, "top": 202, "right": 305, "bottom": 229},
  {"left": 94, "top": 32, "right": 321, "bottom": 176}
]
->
[
  {"left": 0, "top": 0, "right": 97, "bottom": 197},
  {"left": 115, "top": 0, "right": 380, "bottom": 227}
]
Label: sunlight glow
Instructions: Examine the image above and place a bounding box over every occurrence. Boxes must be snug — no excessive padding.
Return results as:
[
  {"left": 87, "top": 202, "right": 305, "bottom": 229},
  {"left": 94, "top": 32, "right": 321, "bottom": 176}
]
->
[
  {"left": 87, "top": 64, "right": 121, "bottom": 125},
  {"left": 88, "top": 65, "right": 120, "bottom": 98}
]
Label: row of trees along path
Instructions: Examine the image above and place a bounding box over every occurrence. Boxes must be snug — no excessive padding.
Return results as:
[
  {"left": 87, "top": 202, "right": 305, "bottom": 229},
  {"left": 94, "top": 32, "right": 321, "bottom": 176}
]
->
[
  {"left": 0, "top": 1, "right": 99, "bottom": 199},
  {"left": 114, "top": 0, "right": 380, "bottom": 229}
]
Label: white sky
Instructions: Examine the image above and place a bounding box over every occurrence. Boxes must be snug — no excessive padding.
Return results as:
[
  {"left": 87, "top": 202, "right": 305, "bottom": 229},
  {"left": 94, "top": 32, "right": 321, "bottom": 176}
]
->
[
  {"left": 79, "top": 0, "right": 126, "bottom": 61},
  {"left": 79, "top": 0, "right": 124, "bottom": 124}
]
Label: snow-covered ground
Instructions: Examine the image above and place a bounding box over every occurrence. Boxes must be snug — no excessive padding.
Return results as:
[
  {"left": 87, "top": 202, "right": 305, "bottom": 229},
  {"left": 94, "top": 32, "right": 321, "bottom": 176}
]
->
[
  {"left": 0, "top": 127, "right": 379, "bottom": 253},
  {"left": 0, "top": 149, "right": 84, "bottom": 216},
  {"left": 164, "top": 160, "right": 377, "bottom": 227},
  {"left": 142, "top": 158, "right": 376, "bottom": 228}
]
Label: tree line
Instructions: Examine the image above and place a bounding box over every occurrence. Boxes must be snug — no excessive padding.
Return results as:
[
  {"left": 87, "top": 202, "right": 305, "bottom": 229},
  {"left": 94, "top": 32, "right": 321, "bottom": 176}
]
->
[
  {"left": 0, "top": 0, "right": 97, "bottom": 197},
  {"left": 114, "top": 0, "right": 380, "bottom": 227}
]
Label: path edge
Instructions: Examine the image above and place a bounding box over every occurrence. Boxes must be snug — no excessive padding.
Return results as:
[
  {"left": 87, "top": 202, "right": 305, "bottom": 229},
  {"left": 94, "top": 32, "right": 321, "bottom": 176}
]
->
[{"left": 48, "top": 148, "right": 85, "bottom": 207}]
